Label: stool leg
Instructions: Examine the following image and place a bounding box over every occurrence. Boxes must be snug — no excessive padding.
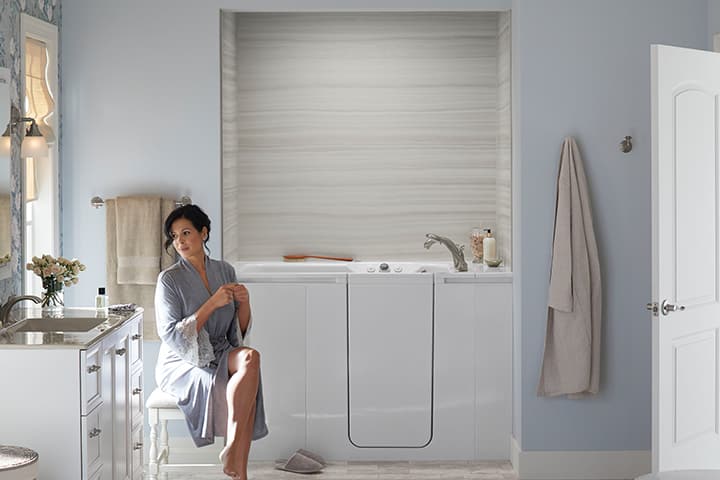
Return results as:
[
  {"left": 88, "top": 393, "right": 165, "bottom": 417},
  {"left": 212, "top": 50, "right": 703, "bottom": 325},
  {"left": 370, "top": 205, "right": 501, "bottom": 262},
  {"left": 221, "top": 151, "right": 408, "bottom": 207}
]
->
[
  {"left": 160, "top": 419, "right": 169, "bottom": 480},
  {"left": 147, "top": 409, "right": 158, "bottom": 480}
]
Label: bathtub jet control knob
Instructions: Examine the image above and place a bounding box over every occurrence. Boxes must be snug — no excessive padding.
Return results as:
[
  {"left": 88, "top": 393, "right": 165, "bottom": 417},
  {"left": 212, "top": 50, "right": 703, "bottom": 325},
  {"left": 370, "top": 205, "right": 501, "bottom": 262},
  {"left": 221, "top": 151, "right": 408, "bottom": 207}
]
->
[{"left": 379, "top": 263, "right": 390, "bottom": 272}]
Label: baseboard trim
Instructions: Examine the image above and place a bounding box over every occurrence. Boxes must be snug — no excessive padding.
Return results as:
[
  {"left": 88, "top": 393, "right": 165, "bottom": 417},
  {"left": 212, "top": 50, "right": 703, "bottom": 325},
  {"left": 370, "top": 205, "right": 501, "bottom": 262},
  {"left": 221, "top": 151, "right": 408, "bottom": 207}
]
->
[{"left": 510, "top": 435, "right": 650, "bottom": 480}]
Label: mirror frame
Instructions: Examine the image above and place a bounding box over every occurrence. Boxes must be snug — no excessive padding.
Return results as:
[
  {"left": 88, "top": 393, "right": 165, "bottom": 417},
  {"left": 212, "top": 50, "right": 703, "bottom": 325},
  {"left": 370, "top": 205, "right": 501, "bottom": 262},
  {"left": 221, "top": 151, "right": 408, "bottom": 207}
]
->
[
  {"left": 0, "top": 66, "right": 13, "bottom": 284},
  {"left": 20, "top": 14, "right": 60, "bottom": 296}
]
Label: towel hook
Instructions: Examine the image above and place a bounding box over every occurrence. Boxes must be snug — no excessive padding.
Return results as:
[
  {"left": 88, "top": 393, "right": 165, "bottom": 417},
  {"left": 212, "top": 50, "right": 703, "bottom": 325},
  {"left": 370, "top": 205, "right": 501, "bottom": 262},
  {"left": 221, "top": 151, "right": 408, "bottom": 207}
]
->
[{"left": 619, "top": 135, "right": 633, "bottom": 153}]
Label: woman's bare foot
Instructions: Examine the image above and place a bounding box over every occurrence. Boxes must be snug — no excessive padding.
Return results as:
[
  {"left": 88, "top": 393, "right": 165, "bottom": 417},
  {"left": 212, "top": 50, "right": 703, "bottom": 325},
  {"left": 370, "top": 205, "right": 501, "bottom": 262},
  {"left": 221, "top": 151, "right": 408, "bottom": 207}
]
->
[
  {"left": 221, "top": 445, "right": 246, "bottom": 480},
  {"left": 219, "top": 446, "right": 242, "bottom": 479}
]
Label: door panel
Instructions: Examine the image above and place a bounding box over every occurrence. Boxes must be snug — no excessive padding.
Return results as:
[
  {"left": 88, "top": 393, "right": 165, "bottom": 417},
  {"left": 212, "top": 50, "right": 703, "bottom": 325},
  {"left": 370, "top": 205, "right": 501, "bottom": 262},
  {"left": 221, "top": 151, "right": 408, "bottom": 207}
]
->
[
  {"left": 674, "top": 89, "right": 717, "bottom": 306},
  {"left": 673, "top": 331, "right": 718, "bottom": 443}
]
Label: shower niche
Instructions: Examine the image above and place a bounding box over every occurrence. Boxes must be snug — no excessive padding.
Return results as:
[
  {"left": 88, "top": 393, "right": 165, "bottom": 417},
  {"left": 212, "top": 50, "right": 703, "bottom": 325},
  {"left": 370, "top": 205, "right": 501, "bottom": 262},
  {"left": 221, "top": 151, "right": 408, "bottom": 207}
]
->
[{"left": 221, "top": 11, "right": 512, "bottom": 266}]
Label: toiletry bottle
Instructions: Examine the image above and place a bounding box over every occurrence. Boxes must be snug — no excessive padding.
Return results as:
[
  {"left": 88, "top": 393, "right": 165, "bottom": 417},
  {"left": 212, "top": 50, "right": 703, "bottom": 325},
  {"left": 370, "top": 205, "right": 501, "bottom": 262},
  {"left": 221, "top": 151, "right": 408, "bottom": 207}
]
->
[
  {"left": 483, "top": 229, "right": 497, "bottom": 262},
  {"left": 95, "top": 287, "right": 108, "bottom": 309}
]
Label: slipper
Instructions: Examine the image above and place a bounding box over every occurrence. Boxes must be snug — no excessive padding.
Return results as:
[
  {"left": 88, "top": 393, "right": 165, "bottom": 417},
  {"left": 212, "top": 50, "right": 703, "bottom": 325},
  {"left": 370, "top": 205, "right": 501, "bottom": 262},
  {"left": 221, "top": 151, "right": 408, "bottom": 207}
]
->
[
  {"left": 274, "top": 451, "right": 324, "bottom": 474},
  {"left": 295, "top": 448, "right": 326, "bottom": 467}
]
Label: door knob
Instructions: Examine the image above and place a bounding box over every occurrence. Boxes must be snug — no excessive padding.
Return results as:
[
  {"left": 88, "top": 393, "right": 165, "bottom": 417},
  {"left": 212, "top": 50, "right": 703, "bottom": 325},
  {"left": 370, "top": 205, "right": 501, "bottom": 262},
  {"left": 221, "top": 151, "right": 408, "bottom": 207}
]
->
[{"left": 661, "top": 299, "right": 686, "bottom": 316}]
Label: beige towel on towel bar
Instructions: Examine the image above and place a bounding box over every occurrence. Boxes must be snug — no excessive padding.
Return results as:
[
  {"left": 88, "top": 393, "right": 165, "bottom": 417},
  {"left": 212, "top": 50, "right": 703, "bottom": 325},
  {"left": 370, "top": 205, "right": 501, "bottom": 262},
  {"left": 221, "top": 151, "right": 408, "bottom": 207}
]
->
[
  {"left": 116, "top": 196, "right": 162, "bottom": 285},
  {"left": 107, "top": 198, "right": 177, "bottom": 340},
  {"left": 537, "top": 137, "right": 602, "bottom": 398}
]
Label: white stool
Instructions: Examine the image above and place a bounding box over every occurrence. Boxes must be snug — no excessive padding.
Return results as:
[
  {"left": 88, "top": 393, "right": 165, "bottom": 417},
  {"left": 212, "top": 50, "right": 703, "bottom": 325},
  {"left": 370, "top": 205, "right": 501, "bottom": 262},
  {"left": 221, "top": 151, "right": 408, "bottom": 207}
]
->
[
  {"left": 0, "top": 445, "right": 38, "bottom": 480},
  {"left": 146, "top": 388, "right": 186, "bottom": 480},
  {"left": 636, "top": 471, "right": 720, "bottom": 479}
]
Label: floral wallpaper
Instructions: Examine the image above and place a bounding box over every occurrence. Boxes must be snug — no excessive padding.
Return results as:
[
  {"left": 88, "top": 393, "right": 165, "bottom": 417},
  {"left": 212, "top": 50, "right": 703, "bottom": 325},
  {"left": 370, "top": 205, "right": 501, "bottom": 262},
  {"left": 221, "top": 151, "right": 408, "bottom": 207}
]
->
[{"left": 0, "top": 0, "right": 59, "bottom": 302}]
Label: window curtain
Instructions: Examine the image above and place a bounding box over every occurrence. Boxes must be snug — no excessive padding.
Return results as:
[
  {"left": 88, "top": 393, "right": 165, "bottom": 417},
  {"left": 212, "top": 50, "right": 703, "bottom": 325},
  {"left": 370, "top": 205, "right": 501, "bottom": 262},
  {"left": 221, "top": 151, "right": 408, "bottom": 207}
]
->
[{"left": 24, "top": 37, "right": 53, "bottom": 202}]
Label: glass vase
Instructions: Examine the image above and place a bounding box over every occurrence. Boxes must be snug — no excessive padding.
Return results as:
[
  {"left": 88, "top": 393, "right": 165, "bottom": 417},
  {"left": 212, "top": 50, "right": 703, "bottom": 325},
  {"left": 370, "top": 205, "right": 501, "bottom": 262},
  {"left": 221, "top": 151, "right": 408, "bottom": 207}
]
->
[{"left": 41, "top": 277, "right": 64, "bottom": 313}]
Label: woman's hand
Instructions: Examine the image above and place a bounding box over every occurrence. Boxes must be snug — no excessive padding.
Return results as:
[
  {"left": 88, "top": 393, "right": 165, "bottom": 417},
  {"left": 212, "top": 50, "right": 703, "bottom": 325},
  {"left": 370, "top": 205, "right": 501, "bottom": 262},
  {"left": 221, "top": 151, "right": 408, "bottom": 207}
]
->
[
  {"left": 210, "top": 284, "right": 236, "bottom": 309},
  {"left": 232, "top": 284, "right": 249, "bottom": 304},
  {"left": 209, "top": 283, "right": 249, "bottom": 310}
]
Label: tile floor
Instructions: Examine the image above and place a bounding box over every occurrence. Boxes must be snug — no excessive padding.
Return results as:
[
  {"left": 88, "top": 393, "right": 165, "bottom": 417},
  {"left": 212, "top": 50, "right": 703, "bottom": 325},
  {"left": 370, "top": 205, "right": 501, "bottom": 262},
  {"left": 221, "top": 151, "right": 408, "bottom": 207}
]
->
[{"left": 159, "top": 461, "right": 518, "bottom": 479}]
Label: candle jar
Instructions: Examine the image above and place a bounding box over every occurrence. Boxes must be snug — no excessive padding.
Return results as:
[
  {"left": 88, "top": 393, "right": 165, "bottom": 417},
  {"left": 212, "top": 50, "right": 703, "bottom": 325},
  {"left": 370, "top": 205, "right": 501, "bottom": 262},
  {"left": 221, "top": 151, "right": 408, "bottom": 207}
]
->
[{"left": 470, "top": 228, "right": 484, "bottom": 263}]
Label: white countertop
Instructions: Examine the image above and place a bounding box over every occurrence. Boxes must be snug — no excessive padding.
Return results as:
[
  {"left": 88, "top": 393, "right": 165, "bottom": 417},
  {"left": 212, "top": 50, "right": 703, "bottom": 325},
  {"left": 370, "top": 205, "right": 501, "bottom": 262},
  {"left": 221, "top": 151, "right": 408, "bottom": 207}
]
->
[{"left": 0, "top": 307, "right": 143, "bottom": 349}]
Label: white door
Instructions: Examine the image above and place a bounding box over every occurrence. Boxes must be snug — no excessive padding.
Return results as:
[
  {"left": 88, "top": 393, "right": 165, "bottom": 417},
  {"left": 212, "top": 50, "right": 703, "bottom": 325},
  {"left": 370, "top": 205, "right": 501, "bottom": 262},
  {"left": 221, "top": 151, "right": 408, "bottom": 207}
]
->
[{"left": 652, "top": 44, "right": 720, "bottom": 472}]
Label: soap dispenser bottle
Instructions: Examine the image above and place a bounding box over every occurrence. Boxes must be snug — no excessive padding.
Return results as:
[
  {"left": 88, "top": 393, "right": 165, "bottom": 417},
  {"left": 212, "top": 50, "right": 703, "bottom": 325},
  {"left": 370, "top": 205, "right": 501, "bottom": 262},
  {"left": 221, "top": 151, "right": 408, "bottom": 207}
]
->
[
  {"left": 95, "top": 287, "right": 108, "bottom": 309},
  {"left": 482, "top": 229, "right": 497, "bottom": 262}
]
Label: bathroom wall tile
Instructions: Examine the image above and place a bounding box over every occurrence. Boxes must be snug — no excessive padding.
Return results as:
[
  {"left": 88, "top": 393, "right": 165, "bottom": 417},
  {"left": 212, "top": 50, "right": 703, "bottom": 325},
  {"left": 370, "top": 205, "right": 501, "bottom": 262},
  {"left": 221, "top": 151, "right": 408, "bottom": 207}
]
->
[
  {"left": 222, "top": 12, "right": 503, "bottom": 262},
  {"left": 496, "top": 11, "right": 512, "bottom": 267}
]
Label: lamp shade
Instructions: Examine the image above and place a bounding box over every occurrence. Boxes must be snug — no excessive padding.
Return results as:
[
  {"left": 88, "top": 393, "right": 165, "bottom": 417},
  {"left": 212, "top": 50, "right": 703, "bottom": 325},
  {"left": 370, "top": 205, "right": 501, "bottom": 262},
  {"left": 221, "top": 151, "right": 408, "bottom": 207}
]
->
[
  {"left": 0, "top": 124, "right": 10, "bottom": 158},
  {"left": 21, "top": 135, "right": 48, "bottom": 158},
  {"left": 20, "top": 122, "right": 48, "bottom": 158},
  {"left": 0, "top": 135, "right": 9, "bottom": 158}
]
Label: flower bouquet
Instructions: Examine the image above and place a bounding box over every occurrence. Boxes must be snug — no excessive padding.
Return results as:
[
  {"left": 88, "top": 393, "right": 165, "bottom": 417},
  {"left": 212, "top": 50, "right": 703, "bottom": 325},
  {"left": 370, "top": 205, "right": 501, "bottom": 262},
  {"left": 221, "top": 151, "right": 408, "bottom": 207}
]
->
[{"left": 26, "top": 254, "right": 86, "bottom": 309}]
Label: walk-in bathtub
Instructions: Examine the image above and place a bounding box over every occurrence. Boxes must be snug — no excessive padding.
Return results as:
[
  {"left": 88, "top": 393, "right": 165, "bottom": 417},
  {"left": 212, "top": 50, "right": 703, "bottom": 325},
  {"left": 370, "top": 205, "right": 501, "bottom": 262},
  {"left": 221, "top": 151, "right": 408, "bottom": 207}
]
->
[{"left": 233, "top": 261, "right": 511, "bottom": 461}]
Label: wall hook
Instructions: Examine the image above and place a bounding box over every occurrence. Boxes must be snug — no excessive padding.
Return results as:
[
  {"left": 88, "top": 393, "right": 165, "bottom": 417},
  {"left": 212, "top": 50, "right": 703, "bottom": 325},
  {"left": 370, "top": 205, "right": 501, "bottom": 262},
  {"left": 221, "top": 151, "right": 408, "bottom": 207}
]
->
[{"left": 620, "top": 135, "right": 633, "bottom": 153}]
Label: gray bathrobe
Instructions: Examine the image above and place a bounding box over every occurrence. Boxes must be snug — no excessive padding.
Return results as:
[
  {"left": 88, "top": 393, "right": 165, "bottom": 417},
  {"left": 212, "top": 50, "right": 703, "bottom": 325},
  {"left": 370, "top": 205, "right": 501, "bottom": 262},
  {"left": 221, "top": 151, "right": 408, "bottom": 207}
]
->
[
  {"left": 537, "top": 137, "right": 602, "bottom": 398},
  {"left": 155, "top": 256, "right": 268, "bottom": 446}
]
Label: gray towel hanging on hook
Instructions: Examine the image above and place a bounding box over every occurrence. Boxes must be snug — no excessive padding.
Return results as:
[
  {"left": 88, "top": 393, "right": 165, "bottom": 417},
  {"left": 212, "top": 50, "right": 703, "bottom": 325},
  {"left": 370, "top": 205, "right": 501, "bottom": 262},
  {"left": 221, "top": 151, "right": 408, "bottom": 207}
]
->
[{"left": 537, "top": 137, "right": 602, "bottom": 398}]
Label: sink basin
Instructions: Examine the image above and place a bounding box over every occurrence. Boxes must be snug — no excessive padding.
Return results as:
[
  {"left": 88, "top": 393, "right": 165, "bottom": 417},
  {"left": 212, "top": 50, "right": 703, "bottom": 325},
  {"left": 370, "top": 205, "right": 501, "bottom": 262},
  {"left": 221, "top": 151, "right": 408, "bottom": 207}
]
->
[{"left": 14, "top": 317, "right": 106, "bottom": 333}]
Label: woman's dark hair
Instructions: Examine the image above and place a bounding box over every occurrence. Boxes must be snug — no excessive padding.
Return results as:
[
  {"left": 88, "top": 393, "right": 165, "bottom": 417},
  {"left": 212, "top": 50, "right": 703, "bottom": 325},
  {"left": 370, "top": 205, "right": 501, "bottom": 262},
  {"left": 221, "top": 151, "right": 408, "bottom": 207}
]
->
[{"left": 163, "top": 204, "right": 211, "bottom": 253}]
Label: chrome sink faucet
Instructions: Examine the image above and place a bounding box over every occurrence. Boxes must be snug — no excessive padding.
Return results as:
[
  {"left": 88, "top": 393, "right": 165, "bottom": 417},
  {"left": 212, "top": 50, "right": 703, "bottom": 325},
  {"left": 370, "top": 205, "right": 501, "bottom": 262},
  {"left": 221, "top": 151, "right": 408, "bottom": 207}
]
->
[
  {"left": 0, "top": 295, "right": 42, "bottom": 329},
  {"left": 424, "top": 233, "right": 468, "bottom": 272}
]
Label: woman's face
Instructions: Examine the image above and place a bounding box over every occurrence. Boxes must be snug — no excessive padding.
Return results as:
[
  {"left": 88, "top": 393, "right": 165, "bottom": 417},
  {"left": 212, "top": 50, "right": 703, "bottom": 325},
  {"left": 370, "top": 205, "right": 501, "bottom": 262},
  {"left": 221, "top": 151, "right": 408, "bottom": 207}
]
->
[{"left": 170, "top": 218, "right": 207, "bottom": 260}]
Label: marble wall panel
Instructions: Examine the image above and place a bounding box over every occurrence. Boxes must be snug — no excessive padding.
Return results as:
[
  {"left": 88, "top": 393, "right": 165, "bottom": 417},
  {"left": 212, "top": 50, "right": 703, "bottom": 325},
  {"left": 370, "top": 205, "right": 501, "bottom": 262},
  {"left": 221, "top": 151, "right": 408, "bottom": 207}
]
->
[
  {"left": 496, "top": 10, "right": 512, "bottom": 266},
  {"left": 223, "top": 12, "right": 505, "bottom": 262}
]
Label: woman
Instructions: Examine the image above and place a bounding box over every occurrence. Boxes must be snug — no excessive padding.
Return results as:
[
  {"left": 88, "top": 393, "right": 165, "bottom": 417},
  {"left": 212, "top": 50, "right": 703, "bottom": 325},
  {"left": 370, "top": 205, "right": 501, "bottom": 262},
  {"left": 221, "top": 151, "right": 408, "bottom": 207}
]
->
[{"left": 155, "top": 204, "right": 267, "bottom": 480}]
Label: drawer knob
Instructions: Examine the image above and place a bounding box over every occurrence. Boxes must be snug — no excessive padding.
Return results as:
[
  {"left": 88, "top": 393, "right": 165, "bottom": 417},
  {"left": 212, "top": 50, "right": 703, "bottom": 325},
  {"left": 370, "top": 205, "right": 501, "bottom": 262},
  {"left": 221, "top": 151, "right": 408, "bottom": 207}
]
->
[
  {"left": 87, "top": 364, "right": 101, "bottom": 373},
  {"left": 89, "top": 428, "right": 101, "bottom": 438},
  {"left": 132, "top": 387, "right": 142, "bottom": 395},
  {"left": 116, "top": 348, "right": 127, "bottom": 356},
  {"left": 131, "top": 333, "right": 142, "bottom": 341},
  {"left": 133, "top": 442, "right": 143, "bottom": 450}
]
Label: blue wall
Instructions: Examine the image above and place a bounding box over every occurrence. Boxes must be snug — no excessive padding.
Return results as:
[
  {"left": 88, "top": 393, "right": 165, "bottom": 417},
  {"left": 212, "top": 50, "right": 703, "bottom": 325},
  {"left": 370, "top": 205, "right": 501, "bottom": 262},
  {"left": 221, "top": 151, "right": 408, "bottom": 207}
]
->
[
  {"left": 59, "top": 0, "right": 715, "bottom": 452},
  {"left": 515, "top": 0, "right": 709, "bottom": 451}
]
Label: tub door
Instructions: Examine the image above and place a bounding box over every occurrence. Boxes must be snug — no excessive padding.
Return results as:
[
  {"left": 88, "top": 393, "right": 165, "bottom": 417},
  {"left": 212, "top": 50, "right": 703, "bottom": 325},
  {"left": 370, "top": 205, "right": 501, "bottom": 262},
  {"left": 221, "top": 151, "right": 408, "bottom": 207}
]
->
[{"left": 347, "top": 274, "right": 434, "bottom": 447}]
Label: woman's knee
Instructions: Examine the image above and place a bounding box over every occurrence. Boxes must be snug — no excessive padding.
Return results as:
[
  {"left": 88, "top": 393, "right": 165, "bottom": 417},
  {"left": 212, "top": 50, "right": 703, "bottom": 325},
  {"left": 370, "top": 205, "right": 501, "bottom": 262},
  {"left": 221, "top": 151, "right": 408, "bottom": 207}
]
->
[
  {"left": 230, "top": 347, "right": 260, "bottom": 373},
  {"left": 243, "top": 348, "right": 260, "bottom": 370}
]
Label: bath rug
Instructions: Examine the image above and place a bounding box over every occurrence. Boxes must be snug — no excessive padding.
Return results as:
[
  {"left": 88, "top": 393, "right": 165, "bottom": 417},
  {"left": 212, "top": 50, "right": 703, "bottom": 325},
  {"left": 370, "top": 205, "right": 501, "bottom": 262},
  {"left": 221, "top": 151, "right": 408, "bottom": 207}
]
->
[{"left": 274, "top": 451, "right": 324, "bottom": 474}]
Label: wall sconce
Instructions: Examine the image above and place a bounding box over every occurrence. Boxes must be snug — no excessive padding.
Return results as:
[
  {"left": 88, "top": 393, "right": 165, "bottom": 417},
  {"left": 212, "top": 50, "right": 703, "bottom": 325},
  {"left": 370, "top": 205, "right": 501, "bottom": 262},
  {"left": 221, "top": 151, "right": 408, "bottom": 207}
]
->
[{"left": 0, "top": 106, "right": 49, "bottom": 158}]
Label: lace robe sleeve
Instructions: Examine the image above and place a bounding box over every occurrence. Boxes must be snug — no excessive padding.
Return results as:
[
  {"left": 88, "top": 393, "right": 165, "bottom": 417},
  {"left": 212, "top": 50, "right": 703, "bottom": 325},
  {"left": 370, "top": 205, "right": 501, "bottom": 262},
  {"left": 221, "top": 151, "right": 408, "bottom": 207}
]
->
[{"left": 155, "top": 272, "right": 216, "bottom": 367}]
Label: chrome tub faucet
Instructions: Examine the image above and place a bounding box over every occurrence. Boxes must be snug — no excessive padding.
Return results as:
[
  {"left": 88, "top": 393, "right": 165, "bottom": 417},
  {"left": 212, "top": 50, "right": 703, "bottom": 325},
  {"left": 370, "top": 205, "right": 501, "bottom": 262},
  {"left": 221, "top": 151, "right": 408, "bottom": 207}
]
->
[
  {"left": 424, "top": 233, "right": 468, "bottom": 272},
  {"left": 0, "top": 295, "right": 42, "bottom": 329}
]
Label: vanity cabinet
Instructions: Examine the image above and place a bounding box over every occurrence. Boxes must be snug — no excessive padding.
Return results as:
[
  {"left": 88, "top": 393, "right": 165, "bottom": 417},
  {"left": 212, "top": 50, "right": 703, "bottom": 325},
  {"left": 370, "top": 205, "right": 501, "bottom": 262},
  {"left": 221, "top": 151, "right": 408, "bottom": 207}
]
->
[{"left": 0, "top": 311, "right": 143, "bottom": 479}]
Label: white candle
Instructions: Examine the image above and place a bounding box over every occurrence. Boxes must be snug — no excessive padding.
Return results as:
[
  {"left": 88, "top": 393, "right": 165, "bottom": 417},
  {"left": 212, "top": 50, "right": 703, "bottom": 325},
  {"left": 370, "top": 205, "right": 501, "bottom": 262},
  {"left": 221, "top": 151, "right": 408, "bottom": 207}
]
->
[{"left": 483, "top": 236, "right": 497, "bottom": 261}]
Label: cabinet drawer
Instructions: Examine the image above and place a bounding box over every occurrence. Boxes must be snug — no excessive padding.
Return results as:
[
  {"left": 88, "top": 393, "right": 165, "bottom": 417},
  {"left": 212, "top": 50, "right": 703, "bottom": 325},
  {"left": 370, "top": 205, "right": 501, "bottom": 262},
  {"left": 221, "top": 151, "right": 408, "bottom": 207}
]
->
[
  {"left": 130, "top": 368, "right": 144, "bottom": 429},
  {"left": 81, "top": 344, "right": 104, "bottom": 415},
  {"left": 131, "top": 425, "right": 144, "bottom": 480},
  {"left": 129, "top": 317, "right": 143, "bottom": 368},
  {"left": 81, "top": 404, "right": 104, "bottom": 479}
]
